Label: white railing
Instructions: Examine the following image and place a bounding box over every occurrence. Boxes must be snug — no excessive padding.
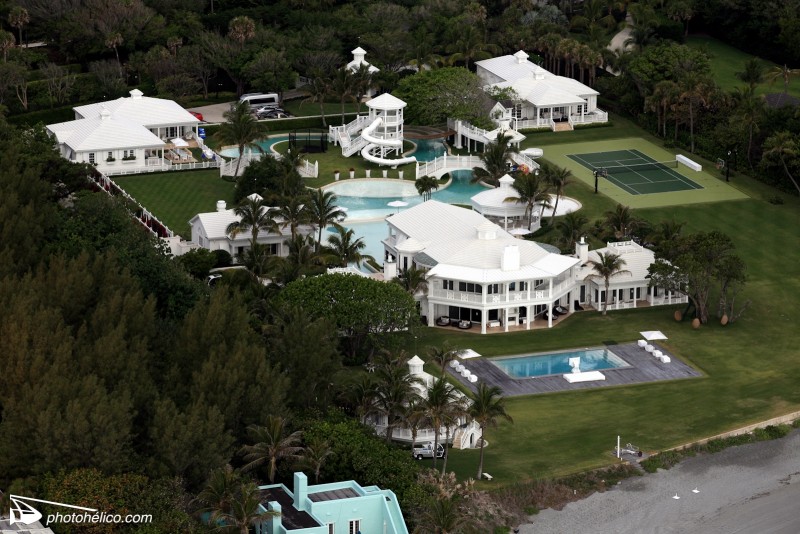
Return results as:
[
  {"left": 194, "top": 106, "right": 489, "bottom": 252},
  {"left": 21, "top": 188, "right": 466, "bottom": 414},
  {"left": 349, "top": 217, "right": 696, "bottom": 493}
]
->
[
  {"left": 220, "top": 152, "right": 264, "bottom": 177},
  {"left": 415, "top": 154, "right": 483, "bottom": 179},
  {"left": 570, "top": 108, "right": 609, "bottom": 125},
  {"left": 91, "top": 172, "right": 174, "bottom": 238},
  {"left": 510, "top": 151, "right": 540, "bottom": 172},
  {"left": 299, "top": 159, "right": 318, "bottom": 178},
  {"left": 449, "top": 118, "right": 494, "bottom": 145},
  {"left": 512, "top": 118, "right": 549, "bottom": 130},
  {"left": 103, "top": 158, "right": 221, "bottom": 176},
  {"left": 454, "top": 421, "right": 480, "bottom": 450},
  {"left": 648, "top": 294, "right": 688, "bottom": 306},
  {"left": 342, "top": 135, "right": 368, "bottom": 157}
]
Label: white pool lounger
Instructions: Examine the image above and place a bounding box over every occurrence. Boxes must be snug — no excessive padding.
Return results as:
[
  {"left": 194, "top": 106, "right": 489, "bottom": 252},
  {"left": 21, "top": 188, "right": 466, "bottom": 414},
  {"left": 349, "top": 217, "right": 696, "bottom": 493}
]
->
[{"left": 563, "top": 371, "right": 606, "bottom": 383}]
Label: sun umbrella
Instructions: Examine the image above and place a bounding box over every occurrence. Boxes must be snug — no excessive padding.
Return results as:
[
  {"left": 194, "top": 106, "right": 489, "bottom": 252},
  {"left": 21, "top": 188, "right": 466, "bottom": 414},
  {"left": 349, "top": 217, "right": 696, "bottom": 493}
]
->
[{"left": 387, "top": 200, "right": 408, "bottom": 213}]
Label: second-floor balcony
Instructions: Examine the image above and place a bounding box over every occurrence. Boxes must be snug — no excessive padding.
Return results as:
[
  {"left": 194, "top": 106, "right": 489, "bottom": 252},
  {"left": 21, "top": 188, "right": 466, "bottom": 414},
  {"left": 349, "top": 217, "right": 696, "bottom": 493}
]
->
[{"left": 428, "top": 277, "right": 573, "bottom": 306}]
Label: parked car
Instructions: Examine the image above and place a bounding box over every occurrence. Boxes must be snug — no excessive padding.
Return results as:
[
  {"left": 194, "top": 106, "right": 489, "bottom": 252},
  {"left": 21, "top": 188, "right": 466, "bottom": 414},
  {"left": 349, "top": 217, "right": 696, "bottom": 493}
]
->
[
  {"left": 188, "top": 111, "right": 204, "bottom": 121},
  {"left": 254, "top": 106, "right": 293, "bottom": 120},
  {"left": 412, "top": 443, "right": 445, "bottom": 460}
]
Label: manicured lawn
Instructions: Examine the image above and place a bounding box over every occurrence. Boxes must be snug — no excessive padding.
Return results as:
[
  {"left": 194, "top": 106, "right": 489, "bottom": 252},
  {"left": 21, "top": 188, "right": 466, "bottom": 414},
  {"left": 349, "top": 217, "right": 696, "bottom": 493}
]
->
[
  {"left": 685, "top": 35, "right": 800, "bottom": 98},
  {"left": 114, "top": 170, "right": 233, "bottom": 238},
  {"left": 417, "top": 168, "right": 800, "bottom": 487}
]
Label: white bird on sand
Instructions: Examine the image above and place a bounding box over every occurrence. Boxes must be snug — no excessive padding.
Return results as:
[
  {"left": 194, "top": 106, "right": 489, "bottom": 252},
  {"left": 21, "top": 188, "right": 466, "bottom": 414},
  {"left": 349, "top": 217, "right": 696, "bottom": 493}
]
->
[
  {"left": 692, "top": 488, "right": 700, "bottom": 493},
  {"left": 672, "top": 493, "right": 680, "bottom": 500}
]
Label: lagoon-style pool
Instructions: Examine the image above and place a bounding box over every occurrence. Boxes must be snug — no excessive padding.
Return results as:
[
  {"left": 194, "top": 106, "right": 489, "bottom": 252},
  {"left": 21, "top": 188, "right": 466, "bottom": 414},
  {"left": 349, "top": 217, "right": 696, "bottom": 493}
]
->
[{"left": 492, "top": 348, "right": 630, "bottom": 378}]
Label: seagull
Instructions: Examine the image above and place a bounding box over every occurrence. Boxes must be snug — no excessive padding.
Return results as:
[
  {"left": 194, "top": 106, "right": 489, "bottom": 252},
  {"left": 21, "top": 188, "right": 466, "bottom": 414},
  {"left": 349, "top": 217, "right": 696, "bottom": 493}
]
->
[
  {"left": 692, "top": 488, "right": 700, "bottom": 494},
  {"left": 673, "top": 493, "right": 680, "bottom": 500}
]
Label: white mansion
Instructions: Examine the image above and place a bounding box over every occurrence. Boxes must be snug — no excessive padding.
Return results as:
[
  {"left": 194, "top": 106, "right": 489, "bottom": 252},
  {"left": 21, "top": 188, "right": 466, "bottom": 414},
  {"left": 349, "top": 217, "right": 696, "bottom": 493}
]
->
[{"left": 383, "top": 200, "right": 685, "bottom": 334}]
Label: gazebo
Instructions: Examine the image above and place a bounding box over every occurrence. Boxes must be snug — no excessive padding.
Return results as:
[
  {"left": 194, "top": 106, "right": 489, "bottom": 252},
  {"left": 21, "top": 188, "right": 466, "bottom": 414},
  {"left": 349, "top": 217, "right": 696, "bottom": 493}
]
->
[{"left": 470, "top": 174, "right": 538, "bottom": 231}]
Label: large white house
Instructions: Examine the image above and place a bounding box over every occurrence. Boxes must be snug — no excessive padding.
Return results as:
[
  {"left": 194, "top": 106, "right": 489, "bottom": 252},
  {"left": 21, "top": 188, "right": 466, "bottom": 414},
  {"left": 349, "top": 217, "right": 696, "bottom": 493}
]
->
[
  {"left": 46, "top": 89, "right": 214, "bottom": 175},
  {"left": 382, "top": 201, "right": 684, "bottom": 334},
  {"left": 476, "top": 50, "right": 608, "bottom": 131}
]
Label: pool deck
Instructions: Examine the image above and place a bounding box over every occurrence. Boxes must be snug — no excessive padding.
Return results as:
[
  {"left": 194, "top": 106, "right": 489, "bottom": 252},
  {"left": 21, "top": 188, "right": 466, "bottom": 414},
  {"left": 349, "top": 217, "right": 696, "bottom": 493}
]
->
[{"left": 448, "top": 342, "right": 702, "bottom": 397}]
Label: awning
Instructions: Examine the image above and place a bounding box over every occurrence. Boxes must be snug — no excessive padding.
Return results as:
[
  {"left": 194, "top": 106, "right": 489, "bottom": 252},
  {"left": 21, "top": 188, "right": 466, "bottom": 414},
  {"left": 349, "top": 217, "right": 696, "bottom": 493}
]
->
[{"left": 640, "top": 330, "right": 668, "bottom": 341}]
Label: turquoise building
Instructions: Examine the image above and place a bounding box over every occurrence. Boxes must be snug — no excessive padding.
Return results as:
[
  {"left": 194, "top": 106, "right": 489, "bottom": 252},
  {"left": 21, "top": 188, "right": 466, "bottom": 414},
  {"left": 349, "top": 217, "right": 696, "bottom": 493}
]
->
[{"left": 257, "top": 472, "right": 409, "bottom": 534}]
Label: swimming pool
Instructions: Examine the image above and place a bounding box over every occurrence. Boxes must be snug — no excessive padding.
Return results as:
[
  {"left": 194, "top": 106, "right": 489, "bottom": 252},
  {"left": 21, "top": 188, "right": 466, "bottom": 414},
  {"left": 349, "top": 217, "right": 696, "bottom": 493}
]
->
[{"left": 492, "top": 348, "right": 629, "bottom": 378}]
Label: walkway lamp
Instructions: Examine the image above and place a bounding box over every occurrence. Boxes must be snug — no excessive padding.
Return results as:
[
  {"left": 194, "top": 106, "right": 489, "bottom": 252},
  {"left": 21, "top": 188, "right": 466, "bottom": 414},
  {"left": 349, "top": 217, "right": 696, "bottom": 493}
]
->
[
  {"left": 726, "top": 151, "right": 731, "bottom": 182},
  {"left": 593, "top": 169, "right": 599, "bottom": 193}
]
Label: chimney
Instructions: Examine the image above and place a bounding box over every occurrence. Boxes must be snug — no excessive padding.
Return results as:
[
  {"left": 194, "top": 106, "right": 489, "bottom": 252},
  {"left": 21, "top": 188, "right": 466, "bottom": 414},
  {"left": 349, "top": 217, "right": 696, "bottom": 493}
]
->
[
  {"left": 100, "top": 107, "right": 111, "bottom": 121},
  {"left": 216, "top": 200, "right": 227, "bottom": 212},
  {"left": 293, "top": 472, "right": 308, "bottom": 512},
  {"left": 129, "top": 88, "right": 144, "bottom": 100},
  {"left": 501, "top": 245, "right": 520, "bottom": 272},
  {"left": 513, "top": 50, "right": 529, "bottom": 64},
  {"left": 576, "top": 236, "right": 589, "bottom": 264},
  {"left": 352, "top": 46, "right": 367, "bottom": 64}
]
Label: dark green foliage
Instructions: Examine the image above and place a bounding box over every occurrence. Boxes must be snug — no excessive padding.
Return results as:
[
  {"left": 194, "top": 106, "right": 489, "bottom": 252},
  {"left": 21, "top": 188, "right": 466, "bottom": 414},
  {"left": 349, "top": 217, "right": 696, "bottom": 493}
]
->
[
  {"left": 212, "top": 249, "right": 233, "bottom": 268},
  {"left": 179, "top": 248, "right": 218, "bottom": 279},
  {"left": 279, "top": 273, "right": 417, "bottom": 361},
  {"left": 303, "top": 415, "right": 422, "bottom": 507},
  {"left": 393, "top": 67, "right": 491, "bottom": 126},
  {"left": 234, "top": 155, "right": 304, "bottom": 202}
]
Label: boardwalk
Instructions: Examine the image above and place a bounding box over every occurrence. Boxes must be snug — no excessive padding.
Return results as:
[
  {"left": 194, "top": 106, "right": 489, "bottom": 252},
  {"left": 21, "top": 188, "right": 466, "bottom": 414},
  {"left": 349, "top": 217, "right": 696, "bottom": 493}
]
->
[{"left": 449, "top": 342, "right": 702, "bottom": 397}]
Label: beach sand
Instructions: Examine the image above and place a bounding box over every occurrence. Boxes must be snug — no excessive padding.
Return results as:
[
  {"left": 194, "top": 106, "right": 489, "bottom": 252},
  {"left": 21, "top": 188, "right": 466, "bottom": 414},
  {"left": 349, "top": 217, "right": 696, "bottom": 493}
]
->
[{"left": 519, "top": 428, "right": 800, "bottom": 534}]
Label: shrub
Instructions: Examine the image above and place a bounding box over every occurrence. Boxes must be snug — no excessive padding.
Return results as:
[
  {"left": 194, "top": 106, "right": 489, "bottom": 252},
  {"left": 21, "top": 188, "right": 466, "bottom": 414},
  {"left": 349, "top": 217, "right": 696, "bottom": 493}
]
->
[
  {"left": 212, "top": 249, "right": 233, "bottom": 268},
  {"left": 767, "top": 195, "right": 785, "bottom": 205}
]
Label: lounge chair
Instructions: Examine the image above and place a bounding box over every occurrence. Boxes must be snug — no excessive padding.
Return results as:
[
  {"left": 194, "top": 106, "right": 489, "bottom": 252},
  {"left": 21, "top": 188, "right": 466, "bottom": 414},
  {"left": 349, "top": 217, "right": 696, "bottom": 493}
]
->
[
  {"left": 543, "top": 312, "right": 557, "bottom": 321},
  {"left": 436, "top": 316, "right": 450, "bottom": 327},
  {"left": 554, "top": 305, "right": 568, "bottom": 315},
  {"left": 458, "top": 320, "right": 472, "bottom": 329},
  {"left": 573, "top": 300, "right": 584, "bottom": 311}
]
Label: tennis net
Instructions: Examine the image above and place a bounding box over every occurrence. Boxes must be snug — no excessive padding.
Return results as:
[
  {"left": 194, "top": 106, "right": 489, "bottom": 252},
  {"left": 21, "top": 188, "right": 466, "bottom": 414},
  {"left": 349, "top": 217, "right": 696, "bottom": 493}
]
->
[{"left": 597, "top": 160, "right": 678, "bottom": 174}]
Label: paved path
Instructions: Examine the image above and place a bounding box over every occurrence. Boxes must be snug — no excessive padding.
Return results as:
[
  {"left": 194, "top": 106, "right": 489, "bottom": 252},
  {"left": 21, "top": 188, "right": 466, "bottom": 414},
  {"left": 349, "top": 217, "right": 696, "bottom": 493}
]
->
[{"left": 519, "top": 428, "right": 800, "bottom": 533}]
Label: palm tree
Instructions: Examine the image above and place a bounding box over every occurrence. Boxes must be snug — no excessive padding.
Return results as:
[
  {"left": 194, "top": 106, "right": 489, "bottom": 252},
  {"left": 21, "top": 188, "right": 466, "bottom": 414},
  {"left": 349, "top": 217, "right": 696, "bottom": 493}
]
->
[
  {"left": 505, "top": 172, "right": 550, "bottom": 230},
  {"left": 648, "top": 80, "right": 679, "bottom": 138},
  {"left": 762, "top": 131, "right": 800, "bottom": 195},
  {"left": 226, "top": 195, "right": 279, "bottom": 252},
  {"left": 445, "top": 25, "right": 500, "bottom": 70},
  {"left": 439, "top": 393, "right": 469, "bottom": 475},
  {"left": 393, "top": 265, "right": 429, "bottom": 295},
  {"left": 427, "top": 344, "right": 460, "bottom": 378},
  {"left": 546, "top": 165, "right": 573, "bottom": 226},
  {"left": 469, "top": 382, "right": 512, "bottom": 480},
  {"left": 307, "top": 189, "right": 346, "bottom": 252},
  {"left": 0, "top": 30, "right": 14, "bottom": 62},
  {"left": 329, "top": 68, "right": 357, "bottom": 126},
  {"left": 373, "top": 351, "right": 421, "bottom": 443},
  {"left": 415, "top": 497, "right": 468, "bottom": 534},
  {"left": 274, "top": 196, "right": 310, "bottom": 239},
  {"left": 228, "top": 15, "right": 256, "bottom": 46},
  {"left": 401, "top": 397, "right": 429, "bottom": 456},
  {"left": 731, "top": 86, "right": 765, "bottom": 168},
  {"left": 324, "top": 223, "right": 372, "bottom": 267},
  {"left": 603, "top": 204, "right": 640, "bottom": 239},
  {"left": 8, "top": 6, "right": 29, "bottom": 47},
  {"left": 678, "top": 72, "right": 714, "bottom": 153},
  {"left": 422, "top": 378, "right": 462, "bottom": 470},
  {"left": 301, "top": 437, "right": 333, "bottom": 484},
  {"left": 301, "top": 75, "right": 331, "bottom": 127},
  {"left": 415, "top": 175, "right": 440, "bottom": 201},
  {"left": 585, "top": 252, "right": 631, "bottom": 315},
  {"left": 666, "top": 0, "right": 694, "bottom": 36},
  {"left": 239, "top": 416, "right": 304, "bottom": 483},
  {"left": 766, "top": 64, "right": 800, "bottom": 95},
  {"left": 472, "top": 132, "right": 518, "bottom": 187},
  {"left": 646, "top": 219, "right": 685, "bottom": 260},
  {"left": 555, "top": 212, "right": 589, "bottom": 251},
  {"left": 217, "top": 102, "right": 267, "bottom": 177},
  {"left": 196, "top": 466, "right": 277, "bottom": 533},
  {"left": 350, "top": 63, "right": 374, "bottom": 115},
  {"left": 345, "top": 373, "right": 377, "bottom": 425}
]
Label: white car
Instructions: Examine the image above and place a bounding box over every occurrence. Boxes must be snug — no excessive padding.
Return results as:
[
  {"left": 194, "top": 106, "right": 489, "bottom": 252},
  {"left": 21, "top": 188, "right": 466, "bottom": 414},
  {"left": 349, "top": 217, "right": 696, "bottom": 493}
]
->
[{"left": 412, "top": 443, "right": 445, "bottom": 460}]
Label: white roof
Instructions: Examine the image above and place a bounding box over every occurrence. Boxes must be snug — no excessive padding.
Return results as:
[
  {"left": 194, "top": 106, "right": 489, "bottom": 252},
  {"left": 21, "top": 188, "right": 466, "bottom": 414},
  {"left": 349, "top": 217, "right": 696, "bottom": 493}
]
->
[
  {"left": 73, "top": 89, "right": 199, "bottom": 128},
  {"left": 476, "top": 52, "right": 550, "bottom": 83},
  {"left": 577, "top": 241, "right": 655, "bottom": 283},
  {"left": 389, "top": 200, "right": 578, "bottom": 282},
  {"left": 189, "top": 197, "right": 293, "bottom": 242},
  {"left": 478, "top": 51, "right": 599, "bottom": 108},
  {"left": 367, "top": 93, "right": 407, "bottom": 110},
  {"left": 347, "top": 47, "right": 380, "bottom": 74},
  {"left": 47, "top": 109, "right": 164, "bottom": 151},
  {"left": 471, "top": 174, "right": 526, "bottom": 213}
]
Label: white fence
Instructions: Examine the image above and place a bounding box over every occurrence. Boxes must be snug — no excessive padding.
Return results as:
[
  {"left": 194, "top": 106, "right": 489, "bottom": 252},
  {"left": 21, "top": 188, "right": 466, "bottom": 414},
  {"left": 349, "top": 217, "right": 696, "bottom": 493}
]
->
[
  {"left": 416, "top": 154, "right": 483, "bottom": 179},
  {"left": 90, "top": 172, "right": 175, "bottom": 238},
  {"left": 220, "top": 151, "right": 318, "bottom": 178}
]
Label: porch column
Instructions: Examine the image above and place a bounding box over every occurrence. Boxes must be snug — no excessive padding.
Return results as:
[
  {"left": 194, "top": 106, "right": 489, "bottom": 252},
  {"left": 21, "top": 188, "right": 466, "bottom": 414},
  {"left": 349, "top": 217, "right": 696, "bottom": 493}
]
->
[
  {"left": 526, "top": 305, "right": 531, "bottom": 330},
  {"left": 548, "top": 278, "right": 553, "bottom": 300},
  {"left": 548, "top": 302, "right": 553, "bottom": 328},
  {"left": 427, "top": 302, "right": 435, "bottom": 326},
  {"left": 568, "top": 292, "right": 574, "bottom": 313},
  {"left": 504, "top": 308, "right": 510, "bottom": 332},
  {"left": 481, "top": 315, "right": 487, "bottom": 334}
]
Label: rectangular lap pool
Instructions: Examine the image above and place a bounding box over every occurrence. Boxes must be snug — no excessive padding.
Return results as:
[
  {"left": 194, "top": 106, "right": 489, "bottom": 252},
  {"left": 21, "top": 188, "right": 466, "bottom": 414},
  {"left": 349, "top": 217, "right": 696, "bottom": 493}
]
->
[{"left": 492, "top": 347, "right": 629, "bottom": 378}]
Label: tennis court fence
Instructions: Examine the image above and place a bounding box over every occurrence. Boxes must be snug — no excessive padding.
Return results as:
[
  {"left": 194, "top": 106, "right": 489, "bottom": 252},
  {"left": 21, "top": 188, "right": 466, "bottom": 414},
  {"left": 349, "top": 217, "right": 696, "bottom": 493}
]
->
[{"left": 595, "top": 160, "right": 679, "bottom": 174}]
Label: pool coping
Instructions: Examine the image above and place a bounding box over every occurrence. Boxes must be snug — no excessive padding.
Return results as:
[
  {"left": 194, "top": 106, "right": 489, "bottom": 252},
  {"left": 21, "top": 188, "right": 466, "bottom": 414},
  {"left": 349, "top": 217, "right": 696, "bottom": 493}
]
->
[
  {"left": 490, "top": 346, "right": 632, "bottom": 379},
  {"left": 447, "top": 342, "right": 702, "bottom": 397}
]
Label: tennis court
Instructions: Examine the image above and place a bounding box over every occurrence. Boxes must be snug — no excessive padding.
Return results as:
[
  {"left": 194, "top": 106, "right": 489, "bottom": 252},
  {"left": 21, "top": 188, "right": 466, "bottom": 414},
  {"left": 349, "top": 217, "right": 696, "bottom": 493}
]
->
[{"left": 567, "top": 149, "right": 703, "bottom": 195}]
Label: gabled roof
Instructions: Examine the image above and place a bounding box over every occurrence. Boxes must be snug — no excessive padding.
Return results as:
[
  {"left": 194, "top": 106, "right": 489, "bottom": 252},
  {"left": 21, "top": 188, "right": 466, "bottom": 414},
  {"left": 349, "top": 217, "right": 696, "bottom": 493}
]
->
[
  {"left": 387, "top": 200, "right": 488, "bottom": 243},
  {"left": 73, "top": 89, "right": 199, "bottom": 128},
  {"left": 47, "top": 109, "right": 164, "bottom": 151},
  {"left": 496, "top": 78, "right": 590, "bottom": 107},
  {"left": 476, "top": 52, "right": 550, "bottom": 83}
]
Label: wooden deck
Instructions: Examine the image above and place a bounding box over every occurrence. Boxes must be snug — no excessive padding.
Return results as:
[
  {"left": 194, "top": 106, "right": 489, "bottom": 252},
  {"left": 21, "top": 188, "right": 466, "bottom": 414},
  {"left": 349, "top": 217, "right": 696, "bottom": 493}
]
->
[{"left": 449, "top": 342, "right": 702, "bottom": 397}]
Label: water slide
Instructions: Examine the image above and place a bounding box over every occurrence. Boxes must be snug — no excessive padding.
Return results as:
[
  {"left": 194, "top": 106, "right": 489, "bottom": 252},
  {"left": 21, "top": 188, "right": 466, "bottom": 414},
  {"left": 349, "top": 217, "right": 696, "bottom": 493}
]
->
[{"left": 359, "top": 117, "right": 417, "bottom": 166}]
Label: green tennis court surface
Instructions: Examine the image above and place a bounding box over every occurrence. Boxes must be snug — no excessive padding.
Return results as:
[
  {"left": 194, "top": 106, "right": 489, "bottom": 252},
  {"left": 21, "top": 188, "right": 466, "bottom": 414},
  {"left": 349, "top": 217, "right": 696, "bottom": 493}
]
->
[{"left": 568, "top": 149, "right": 704, "bottom": 195}]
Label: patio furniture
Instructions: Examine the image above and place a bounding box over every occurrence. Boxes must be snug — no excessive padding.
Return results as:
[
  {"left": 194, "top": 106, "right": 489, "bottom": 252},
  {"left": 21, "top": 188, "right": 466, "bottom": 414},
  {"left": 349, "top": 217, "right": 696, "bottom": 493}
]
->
[
  {"left": 645, "top": 344, "right": 654, "bottom": 353},
  {"left": 637, "top": 340, "right": 647, "bottom": 348},
  {"left": 543, "top": 312, "right": 557, "bottom": 321},
  {"left": 436, "top": 316, "right": 450, "bottom": 326},
  {"left": 468, "top": 375, "right": 478, "bottom": 383},
  {"left": 488, "top": 320, "right": 501, "bottom": 328},
  {"left": 458, "top": 320, "right": 472, "bottom": 329},
  {"left": 554, "top": 305, "right": 568, "bottom": 315},
  {"left": 461, "top": 369, "right": 471, "bottom": 378},
  {"left": 574, "top": 301, "right": 584, "bottom": 311},
  {"left": 563, "top": 371, "right": 606, "bottom": 383},
  {"left": 449, "top": 359, "right": 460, "bottom": 368},
  {"left": 653, "top": 350, "right": 663, "bottom": 359},
  {"left": 658, "top": 355, "right": 671, "bottom": 363}
]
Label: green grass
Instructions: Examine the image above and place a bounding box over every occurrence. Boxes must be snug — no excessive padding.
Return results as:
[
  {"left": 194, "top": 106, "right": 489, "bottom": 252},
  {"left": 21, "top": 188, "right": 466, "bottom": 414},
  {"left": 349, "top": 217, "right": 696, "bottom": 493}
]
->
[
  {"left": 686, "top": 35, "right": 800, "bottom": 98},
  {"left": 114, "top": 170, "right": 233, "bottom": 238},
  {"left": 419, "top": 166, "right": 800, "bottom": 487}
]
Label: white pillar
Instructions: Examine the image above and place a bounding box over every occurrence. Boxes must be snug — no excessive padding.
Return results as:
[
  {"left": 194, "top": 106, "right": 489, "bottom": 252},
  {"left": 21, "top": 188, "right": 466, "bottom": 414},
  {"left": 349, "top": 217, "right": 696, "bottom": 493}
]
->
[{"left": 427, "top": 302, "right": 435, "bottom": 326}]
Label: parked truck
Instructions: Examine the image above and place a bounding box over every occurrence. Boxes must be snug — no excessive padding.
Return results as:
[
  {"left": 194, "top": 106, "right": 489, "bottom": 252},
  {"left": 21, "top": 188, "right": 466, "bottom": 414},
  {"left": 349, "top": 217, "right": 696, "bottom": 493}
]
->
[{"left": 412, "top": 442, "right": 445, "bottom": 460}]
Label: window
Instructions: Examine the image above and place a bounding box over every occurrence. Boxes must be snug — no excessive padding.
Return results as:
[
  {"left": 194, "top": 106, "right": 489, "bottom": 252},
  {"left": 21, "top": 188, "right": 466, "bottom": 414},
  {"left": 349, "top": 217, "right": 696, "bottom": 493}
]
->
[
  {"left": 327, "top": 524, "right": 334, "bottom": 534},
  {"left": 513, "top": 103, "right": 523, "bottom": 119},
  {"left": 123, "top": 149, "right": 135, "bottom": 159},
  {"left": 509, "top": 282, "right": 516, "bottom": 291},
  {"left": 487, "top": 284, "right": 499, "bottom": 294},
  {"left": 348, "top": 520, "right": 360, "bottom": 534},
  {"left": 107, "top": 151, "right": 113, "bottom": 160},
  {"left": 442, "top": 280, "right": 453, "bottom": 290},
  {"left": 519, "top": 281, "right": 528, "bottom": 291},
  {"left": 88, "top": 152, "right": 96, "bottom": 164}
]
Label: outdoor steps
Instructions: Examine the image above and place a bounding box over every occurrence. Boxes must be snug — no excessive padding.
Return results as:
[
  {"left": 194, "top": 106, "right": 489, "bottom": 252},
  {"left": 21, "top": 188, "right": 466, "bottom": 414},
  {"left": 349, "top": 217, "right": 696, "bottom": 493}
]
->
[{"left": 553, "top": 122, "right": 573, "bottom": 132}]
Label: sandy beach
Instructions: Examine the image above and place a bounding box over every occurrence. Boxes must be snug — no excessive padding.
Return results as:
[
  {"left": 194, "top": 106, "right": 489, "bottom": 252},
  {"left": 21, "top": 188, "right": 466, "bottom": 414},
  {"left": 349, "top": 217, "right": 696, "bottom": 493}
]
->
[{"left": 520, "top": 428, "right": 800, "bottom": 534}]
